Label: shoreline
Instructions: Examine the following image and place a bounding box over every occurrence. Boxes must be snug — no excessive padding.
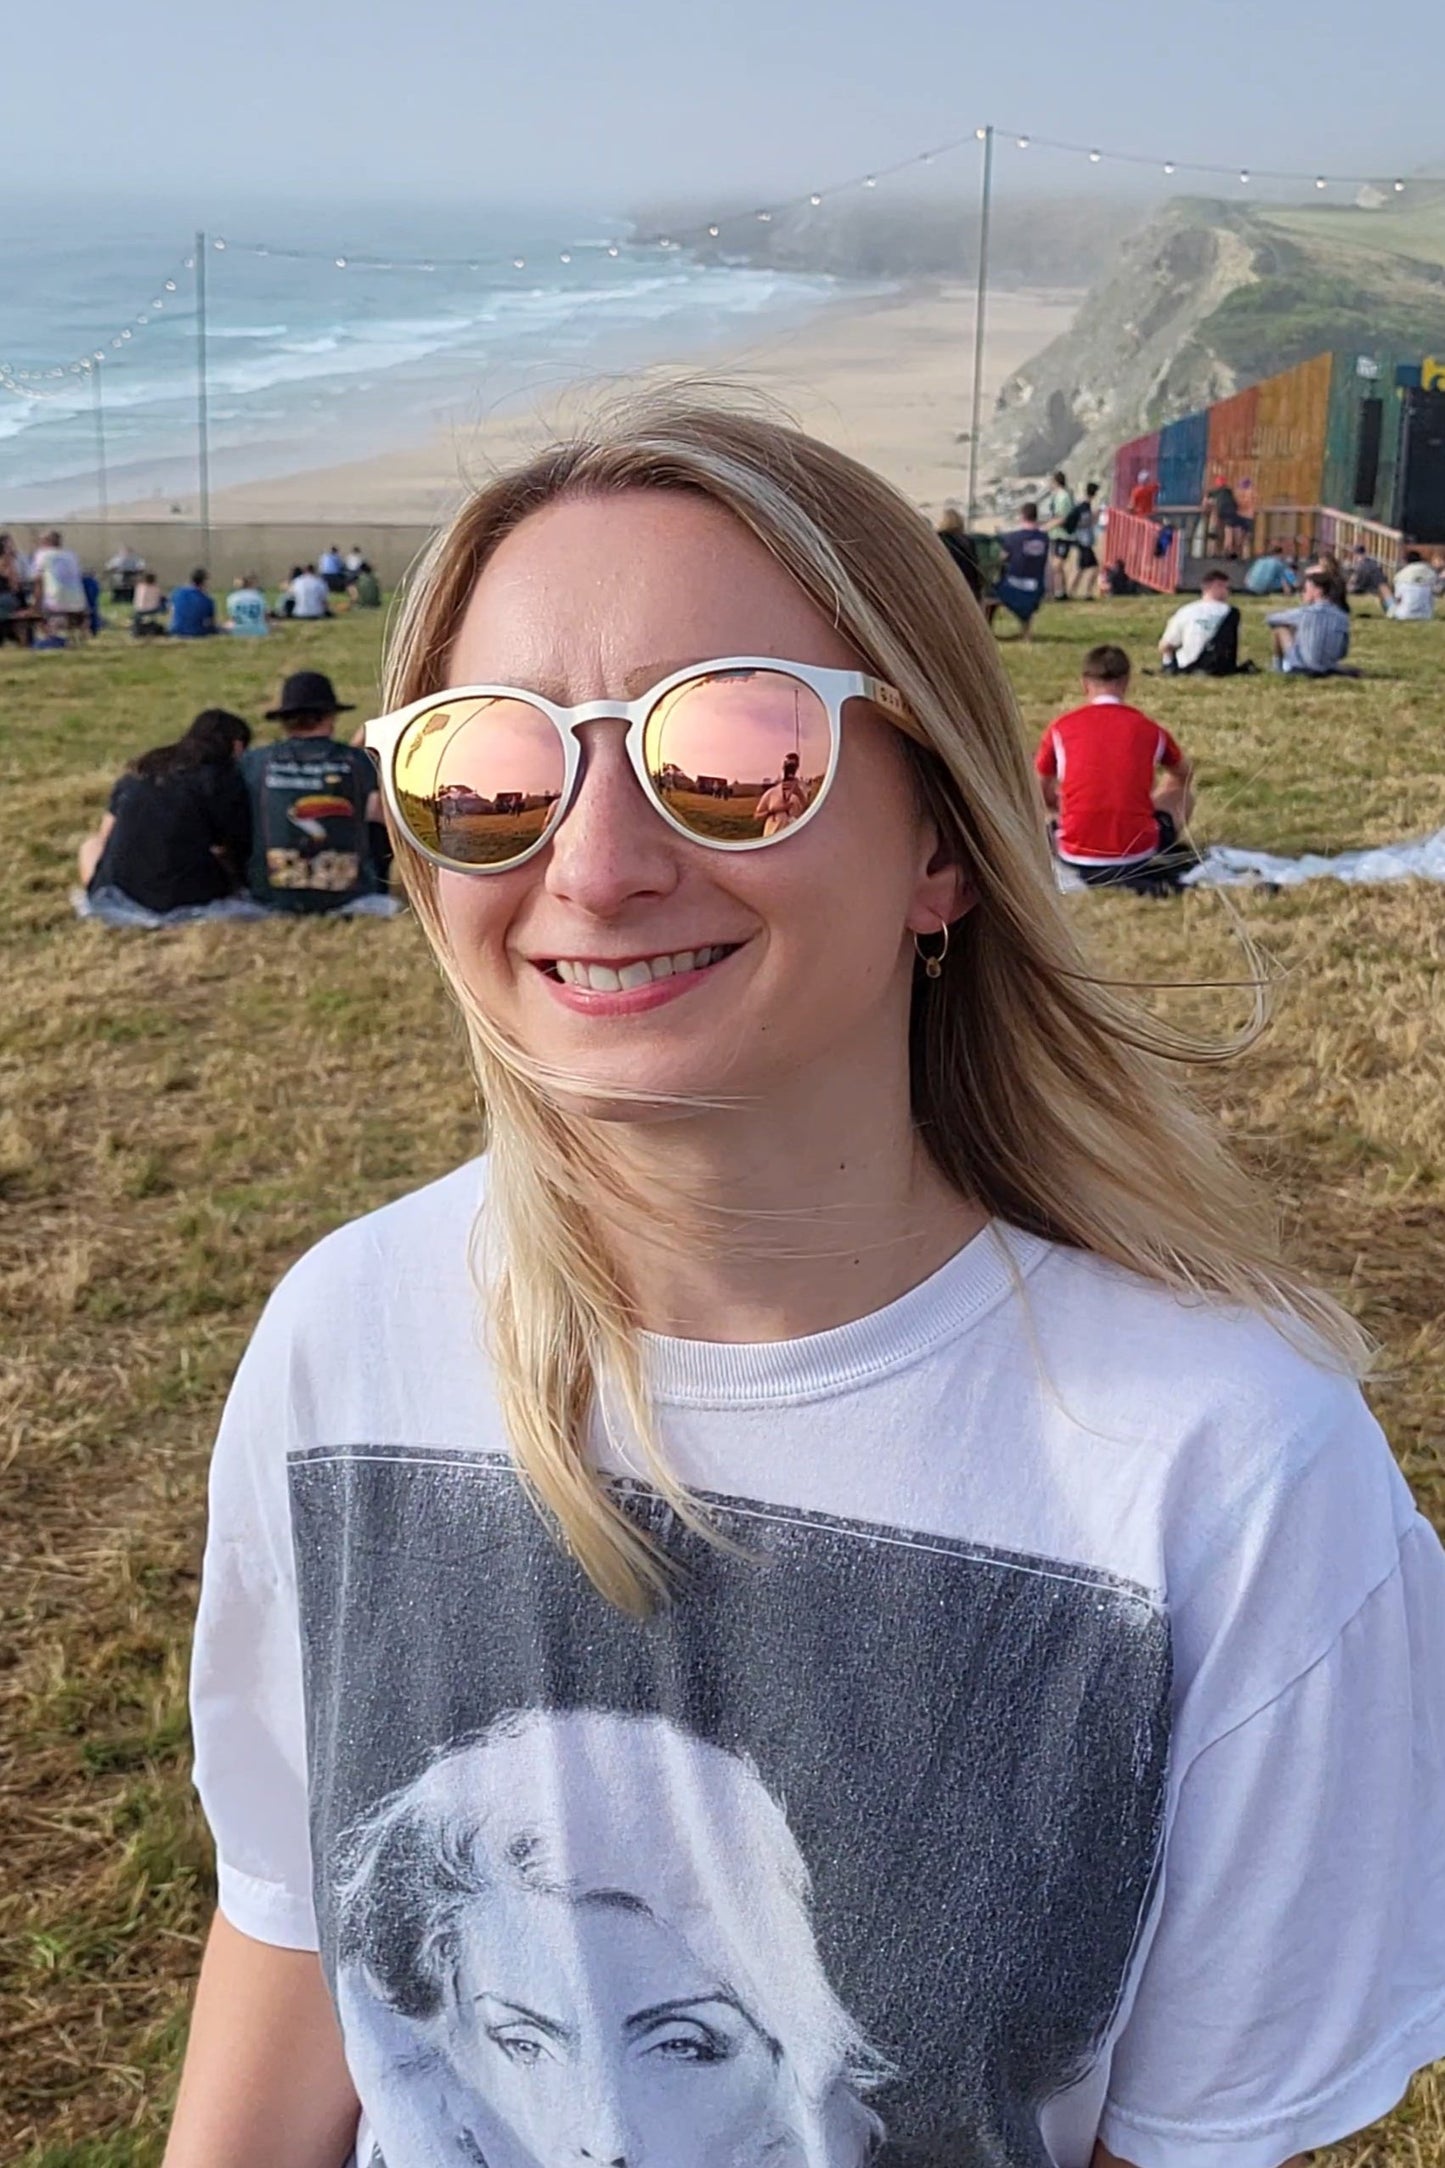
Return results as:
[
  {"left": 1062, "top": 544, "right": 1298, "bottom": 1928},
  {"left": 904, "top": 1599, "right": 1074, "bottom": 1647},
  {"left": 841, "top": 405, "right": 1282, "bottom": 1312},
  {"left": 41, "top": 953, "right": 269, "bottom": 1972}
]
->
[{"left": 90, "top": 281, "right": 1077, "bottom": 529}]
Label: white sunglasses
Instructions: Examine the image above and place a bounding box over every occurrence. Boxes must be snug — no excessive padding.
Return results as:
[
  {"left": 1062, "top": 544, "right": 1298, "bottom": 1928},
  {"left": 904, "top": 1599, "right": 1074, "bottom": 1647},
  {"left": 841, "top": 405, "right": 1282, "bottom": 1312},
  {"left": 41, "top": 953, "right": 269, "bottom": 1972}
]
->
[{"left": 363, "top": 655, "right": 920, "bottom": 874}]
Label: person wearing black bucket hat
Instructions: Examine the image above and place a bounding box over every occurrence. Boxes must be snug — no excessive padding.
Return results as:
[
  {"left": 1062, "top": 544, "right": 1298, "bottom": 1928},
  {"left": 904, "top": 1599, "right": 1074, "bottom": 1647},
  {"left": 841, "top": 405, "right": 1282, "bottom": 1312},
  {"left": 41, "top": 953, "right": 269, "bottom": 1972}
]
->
[{"left": 239, "top": 672, "right": 381, "bottom": 913}]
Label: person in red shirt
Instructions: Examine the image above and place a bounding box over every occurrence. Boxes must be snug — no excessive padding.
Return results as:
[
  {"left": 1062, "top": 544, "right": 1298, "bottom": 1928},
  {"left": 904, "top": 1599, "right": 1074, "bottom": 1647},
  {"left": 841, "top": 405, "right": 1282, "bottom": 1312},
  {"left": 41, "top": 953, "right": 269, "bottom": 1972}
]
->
[
  {"left": 1035, "top": 644, "right": 1194, "bottom": 889},
  {"left": 1127, "top": 469, "right": 1159, "bottom": 519}
]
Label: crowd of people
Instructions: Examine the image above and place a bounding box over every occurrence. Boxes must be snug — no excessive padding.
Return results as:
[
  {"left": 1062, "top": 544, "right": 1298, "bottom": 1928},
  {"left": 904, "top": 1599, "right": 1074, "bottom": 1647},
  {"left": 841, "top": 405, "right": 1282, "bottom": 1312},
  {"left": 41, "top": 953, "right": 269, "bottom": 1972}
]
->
[
  {"left": 78, "top": 669, "right": 392, "bottom": 919},
  {"left": 0, "top": 531, "right": 383, "bottom": 647}
]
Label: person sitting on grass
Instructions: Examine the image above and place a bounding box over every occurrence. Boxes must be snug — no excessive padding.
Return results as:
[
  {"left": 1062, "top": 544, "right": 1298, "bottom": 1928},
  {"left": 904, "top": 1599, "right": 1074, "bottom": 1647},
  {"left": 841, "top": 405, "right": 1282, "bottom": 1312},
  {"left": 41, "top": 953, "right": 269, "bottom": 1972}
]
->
[
  {"left": 131, "top": 571, "right": 167, "bottom": 639},
  {"left": 1388, "top": 549, "right": 1438, "bottom": 622},
  {"left": 78, "top": 709, "right": 252, "bottom": 915},
  {"left": 170, "top": 567, "right": 217, "bottom": 639},
  {"left": 241, "top": 670, "right": 381, "bottom": 914},
  {"left": 1035, "top": 643, "right": 1195, "bottom": 893},
  {"left": 1159, "top": 569, "right": 1246, "bottom": 676},
  {"left": 226, "top": 572, "right": 270, "bottom": 636},
  {"left": 1346, "top": 544, "right": 1391, "bottom": 612},
  {"left": 1267, "top": 573, "right": 1353, "bottom": 675},
  {"left": 1244, "top": 551, "right": 1297, "bottom": 596},
  {"left": 348, "top": 559, "right": 382, "bottom": 609},
  {"left": 989, "top": 502, "right": 1050, "bottom": 640}
]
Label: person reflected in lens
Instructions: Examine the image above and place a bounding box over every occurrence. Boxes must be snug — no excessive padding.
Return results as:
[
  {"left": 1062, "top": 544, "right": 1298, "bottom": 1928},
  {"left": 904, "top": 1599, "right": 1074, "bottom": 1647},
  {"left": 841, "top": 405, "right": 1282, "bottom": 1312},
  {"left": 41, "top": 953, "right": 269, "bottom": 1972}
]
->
[{"left": 754, "top": 751, "right": 811, "bottom": 838}]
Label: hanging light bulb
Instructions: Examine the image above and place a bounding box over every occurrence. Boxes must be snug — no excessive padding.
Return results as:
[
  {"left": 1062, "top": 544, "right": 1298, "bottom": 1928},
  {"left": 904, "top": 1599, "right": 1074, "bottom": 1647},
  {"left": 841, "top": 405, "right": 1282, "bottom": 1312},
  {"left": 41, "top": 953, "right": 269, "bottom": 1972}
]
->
[
  {"left": 974, "top": 127, "right": 986, "bottom": 141},
  {"left": 512, "top": 256, "right": 526, "bottom": 269},
  {"left": 213, "top": 237, "right": 226, "bottom": 249},
  {"left": 94, "top": 350, "right": 105, "bottom": 361},
  {"left": 1239, "top": 169, "right": 1250, "bottom": 183},
  {"left": 1315, "top": 176, "right": 1327, "bottom": 189},
  {"left": 560, "top": 251, "right": 572, "bottom": 263},
  {"left": 708, "top": 224, "right": 720, "bottom": 237},
  {"left": 1088, "top": 149, "right": 1102, "bottom": 163},
  {"left": 864, "top": 174, "right": 877, "bottom": 187},
  {"left": 607, "top": 245, "right": 620, "bottom": 257},
  {"left": 809, "top": 192, "right": 822, "bottom": 205},
  {"left": 335, "top": 257, "right": 348, "bottom": 268},
  {"left": 165, "top": 279, "right": 177, "bottom": 291},
  {"left": 1017, "top": 136, "right": 1029, "bottom": 150},
  {"left": 757, "top": 210, "right": 772, "bottom": 222},
  {"left": 1394, "top": 178, "right": 1406, "bottom": 192},
  {"left": 1163, "top": 161, "right": 1176, "bottom": 174}
]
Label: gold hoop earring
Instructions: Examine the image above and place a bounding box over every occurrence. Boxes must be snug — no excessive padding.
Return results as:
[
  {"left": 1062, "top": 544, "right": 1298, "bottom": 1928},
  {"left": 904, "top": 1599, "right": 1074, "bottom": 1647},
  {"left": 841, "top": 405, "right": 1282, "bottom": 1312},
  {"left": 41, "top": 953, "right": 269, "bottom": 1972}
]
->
[{"left": 914, "top": 920, "right": 950, "bottom": 980}]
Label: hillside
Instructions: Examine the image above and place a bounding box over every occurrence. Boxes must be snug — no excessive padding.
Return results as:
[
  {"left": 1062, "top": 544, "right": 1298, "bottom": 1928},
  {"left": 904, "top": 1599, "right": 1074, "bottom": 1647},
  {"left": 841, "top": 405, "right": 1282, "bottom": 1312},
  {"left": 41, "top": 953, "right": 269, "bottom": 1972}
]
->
[{"left": 979, "top": 189, "right": 1445, "bottom": 498}]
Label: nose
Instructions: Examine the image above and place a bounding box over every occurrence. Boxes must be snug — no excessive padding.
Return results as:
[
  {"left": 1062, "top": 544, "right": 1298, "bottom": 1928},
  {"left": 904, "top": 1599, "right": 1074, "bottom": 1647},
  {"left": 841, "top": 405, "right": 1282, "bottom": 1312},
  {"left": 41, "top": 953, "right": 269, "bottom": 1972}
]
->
[{"left": 544, "top": 719, "right": 680, "bottom": 916}]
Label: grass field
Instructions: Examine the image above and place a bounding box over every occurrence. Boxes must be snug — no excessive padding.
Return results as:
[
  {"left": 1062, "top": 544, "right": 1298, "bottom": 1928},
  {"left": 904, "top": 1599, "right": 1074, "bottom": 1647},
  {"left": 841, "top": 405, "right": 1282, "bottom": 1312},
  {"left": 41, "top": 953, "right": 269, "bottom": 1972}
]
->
[{"left": 1, "top": 597, "right": 1442, "bottom": 2164}]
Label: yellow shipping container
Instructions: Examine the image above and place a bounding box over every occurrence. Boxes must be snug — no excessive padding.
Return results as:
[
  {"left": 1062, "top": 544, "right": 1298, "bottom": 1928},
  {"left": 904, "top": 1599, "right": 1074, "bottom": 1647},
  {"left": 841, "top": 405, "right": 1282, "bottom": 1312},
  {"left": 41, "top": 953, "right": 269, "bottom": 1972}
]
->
[{"left": 1251, "top": 354, "right": 1334, "bottom": 509}]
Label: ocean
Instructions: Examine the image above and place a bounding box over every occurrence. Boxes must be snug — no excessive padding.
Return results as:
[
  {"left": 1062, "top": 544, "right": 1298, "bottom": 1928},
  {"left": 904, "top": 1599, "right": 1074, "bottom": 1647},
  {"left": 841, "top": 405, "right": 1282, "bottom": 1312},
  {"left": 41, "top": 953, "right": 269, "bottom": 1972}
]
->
[{"left": 0, "top": 205, "right": 843, "bottom": 515}]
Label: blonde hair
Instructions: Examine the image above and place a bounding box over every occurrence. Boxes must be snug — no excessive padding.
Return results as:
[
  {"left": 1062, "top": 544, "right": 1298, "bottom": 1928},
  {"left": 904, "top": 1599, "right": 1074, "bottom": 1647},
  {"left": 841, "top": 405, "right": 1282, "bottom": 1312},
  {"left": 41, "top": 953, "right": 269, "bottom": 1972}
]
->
[{"left": 383, "top": 393, "right": 1366, "bottom": 1613}]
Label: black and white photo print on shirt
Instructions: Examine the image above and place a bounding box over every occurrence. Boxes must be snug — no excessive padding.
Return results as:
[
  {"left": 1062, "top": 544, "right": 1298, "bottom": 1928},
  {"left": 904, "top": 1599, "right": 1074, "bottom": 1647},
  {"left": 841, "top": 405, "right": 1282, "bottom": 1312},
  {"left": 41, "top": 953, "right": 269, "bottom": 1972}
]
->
[{"left": 289, "top": 1446, "right": 1171, "bottom": 2168}]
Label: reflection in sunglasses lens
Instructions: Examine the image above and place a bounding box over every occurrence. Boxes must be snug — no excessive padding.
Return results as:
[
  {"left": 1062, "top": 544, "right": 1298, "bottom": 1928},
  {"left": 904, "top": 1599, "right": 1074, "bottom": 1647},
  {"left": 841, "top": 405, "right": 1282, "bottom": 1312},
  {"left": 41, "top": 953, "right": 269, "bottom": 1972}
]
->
[
  {"left": 643, "top": 670, "right": 831, "bottom": 844},
  {"left": 394, "top": 698, "right": 566, "bottom": 866}
]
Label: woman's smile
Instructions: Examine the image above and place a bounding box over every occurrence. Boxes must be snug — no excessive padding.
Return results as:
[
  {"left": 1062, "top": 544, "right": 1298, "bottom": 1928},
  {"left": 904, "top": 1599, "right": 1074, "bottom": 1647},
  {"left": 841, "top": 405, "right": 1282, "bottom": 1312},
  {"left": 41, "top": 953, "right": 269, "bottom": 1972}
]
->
[{"left": 533, "top": 940, "right": 750, "bottom": 1014}]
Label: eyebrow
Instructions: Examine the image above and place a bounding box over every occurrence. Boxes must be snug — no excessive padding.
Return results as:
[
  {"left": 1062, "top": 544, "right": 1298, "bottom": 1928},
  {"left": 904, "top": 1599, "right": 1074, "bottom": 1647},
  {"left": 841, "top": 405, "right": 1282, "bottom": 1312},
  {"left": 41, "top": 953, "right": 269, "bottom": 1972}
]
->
[
  {"left": 492, "top": 659, "right": 725, "bottom": 706},
  {"left": 623, "top": 1993, "right": 749, "bottom": 2040},
  {"left": 473, "top": 1994, "right": 574, "bottom": 2044}
]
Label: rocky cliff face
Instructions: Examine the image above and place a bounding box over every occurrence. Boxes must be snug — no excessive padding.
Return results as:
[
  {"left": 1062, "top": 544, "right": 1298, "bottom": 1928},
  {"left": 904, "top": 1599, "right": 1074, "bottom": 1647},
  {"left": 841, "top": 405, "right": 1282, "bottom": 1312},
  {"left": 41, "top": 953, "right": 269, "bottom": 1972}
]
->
[{"left": 978, "top": 198, "right": 1262, "bottom": 496}]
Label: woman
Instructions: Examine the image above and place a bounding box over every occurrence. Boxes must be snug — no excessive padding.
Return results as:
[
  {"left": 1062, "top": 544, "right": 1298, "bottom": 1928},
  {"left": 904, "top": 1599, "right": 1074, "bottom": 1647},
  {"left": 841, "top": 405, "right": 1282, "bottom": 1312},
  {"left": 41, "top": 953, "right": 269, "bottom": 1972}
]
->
[
  {"left": 81, "top": 708, "right": 251, "bottom": 915},
  {"left": 334, "top": 1708, "right": 889, "bottom": 2167},
  {"left": 171, "top": 400, "right": 1445, "bottom": 2168}
]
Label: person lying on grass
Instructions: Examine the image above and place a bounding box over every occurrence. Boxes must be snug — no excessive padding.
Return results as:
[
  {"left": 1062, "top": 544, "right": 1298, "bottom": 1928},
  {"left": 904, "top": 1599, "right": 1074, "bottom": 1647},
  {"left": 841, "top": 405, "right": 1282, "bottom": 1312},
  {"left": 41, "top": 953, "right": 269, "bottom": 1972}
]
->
[{"left": 1036, "top": 642, "right": 1194, "bottom": 889}]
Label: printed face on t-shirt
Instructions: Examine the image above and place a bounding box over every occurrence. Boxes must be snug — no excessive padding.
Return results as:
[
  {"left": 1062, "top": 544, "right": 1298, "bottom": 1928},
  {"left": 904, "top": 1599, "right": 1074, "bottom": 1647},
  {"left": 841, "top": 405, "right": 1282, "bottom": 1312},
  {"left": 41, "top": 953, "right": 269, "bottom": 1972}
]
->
[{"left": 446, "top": 1893, "right": 790, "bottom": 2167}]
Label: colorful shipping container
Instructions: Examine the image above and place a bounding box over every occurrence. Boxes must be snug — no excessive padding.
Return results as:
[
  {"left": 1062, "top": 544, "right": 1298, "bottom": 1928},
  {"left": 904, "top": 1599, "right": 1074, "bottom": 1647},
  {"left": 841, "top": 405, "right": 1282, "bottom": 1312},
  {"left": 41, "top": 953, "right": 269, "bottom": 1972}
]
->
[{"left": 1114, "top": 343, "right": 1444, "bottom": 532}]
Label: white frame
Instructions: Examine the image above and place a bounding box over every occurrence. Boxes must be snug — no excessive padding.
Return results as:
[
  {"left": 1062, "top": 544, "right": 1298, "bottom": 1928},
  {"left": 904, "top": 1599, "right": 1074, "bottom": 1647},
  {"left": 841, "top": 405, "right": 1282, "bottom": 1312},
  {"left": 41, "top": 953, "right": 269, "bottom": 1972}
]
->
[{"left": 362, "top": 656, "right": 918, "bottom": 874}]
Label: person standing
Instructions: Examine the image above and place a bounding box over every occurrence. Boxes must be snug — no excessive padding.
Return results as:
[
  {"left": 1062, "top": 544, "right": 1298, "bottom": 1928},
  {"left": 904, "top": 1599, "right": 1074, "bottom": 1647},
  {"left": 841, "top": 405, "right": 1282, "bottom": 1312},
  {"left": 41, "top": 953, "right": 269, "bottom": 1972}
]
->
[
  {"left": 1042, "top": 470, "right": 1076, "bottom": 598},
  {"left": 1127, "top": 468, "right": 1158, "bottom": 519},
  {"left": 991, "top": 502, "right": 1050, "bottom": 639},
  {"left": 240, "top": 671, "right": 381, "bottom": 913},
  {"left": 1067, "top": 482, "right": 1101, "bottom": 599},
  {"left": 166, "top": 402, "right": 1445, "bottom": 2168},
  {"left": 170, "top": 568, "right": 218, "bottom": 639},
  {"left": 30, "top": 529, "right": 87, "bottom": 633}
]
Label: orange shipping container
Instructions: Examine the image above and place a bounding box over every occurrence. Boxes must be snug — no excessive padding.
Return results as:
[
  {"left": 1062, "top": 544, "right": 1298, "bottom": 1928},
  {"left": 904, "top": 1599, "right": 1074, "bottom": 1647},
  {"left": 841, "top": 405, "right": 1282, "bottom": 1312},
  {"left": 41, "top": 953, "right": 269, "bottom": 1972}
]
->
[
  {"left": 1205, "top": 384, "right": 1260, "bottom": 493},
  {"left": 1251, "top": 354, "right": 1333, "bottom": 510}
]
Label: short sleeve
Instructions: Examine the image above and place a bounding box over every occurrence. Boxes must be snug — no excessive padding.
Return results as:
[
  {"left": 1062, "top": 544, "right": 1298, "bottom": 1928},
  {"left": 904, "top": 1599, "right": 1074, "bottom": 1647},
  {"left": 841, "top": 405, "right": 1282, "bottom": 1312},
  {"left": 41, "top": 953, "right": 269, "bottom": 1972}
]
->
[
  {"left": 1100, "top": 1513, "right": 1445, "bottom": 2168},
  {"left": 190, "top": 1294, "right": 318, "bottom": 1949},
  {"left": 1157, "top": 728, "right": 1184, "bottom": 770},
  {"left": 1035, "top": 729, "right": 1058, "bottom": 778}
]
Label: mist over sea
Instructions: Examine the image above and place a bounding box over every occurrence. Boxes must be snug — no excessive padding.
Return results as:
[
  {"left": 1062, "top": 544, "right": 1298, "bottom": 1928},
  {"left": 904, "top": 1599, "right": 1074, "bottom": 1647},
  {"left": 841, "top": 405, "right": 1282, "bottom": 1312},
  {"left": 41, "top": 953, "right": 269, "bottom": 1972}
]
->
[{"left": 0, "top": 203, "right": 843, "bottom": 514}]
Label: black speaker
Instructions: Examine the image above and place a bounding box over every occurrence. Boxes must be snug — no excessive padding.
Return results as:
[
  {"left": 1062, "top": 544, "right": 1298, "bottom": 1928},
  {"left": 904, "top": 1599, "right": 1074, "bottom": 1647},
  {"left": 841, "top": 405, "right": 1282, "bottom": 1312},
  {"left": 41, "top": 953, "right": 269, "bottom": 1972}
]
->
[
  {"left": 1395, "top": 388, "right": 1445, "bottom": 542},
  {"left": 1352, "top": 398, "right": 1383, "bottom": 507}
]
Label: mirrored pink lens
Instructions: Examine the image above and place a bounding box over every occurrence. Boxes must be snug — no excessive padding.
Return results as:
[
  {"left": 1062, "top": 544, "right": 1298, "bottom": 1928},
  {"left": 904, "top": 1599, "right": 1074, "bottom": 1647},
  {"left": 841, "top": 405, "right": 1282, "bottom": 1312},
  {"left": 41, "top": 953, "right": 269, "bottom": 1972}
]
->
[
  {"left": 643, "top": 669, "right": 832, "bottom": 845},
  {"left": 393, "top": 696, "right": 566, "bottom": 866}
]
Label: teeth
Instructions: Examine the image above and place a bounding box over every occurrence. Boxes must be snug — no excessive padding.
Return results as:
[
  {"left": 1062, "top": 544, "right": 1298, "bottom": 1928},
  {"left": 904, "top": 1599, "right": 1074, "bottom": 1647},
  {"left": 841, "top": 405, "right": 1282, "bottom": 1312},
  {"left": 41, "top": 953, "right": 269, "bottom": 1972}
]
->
[{"left": 549, "top": 945, "right": 732, "bottom": 988}]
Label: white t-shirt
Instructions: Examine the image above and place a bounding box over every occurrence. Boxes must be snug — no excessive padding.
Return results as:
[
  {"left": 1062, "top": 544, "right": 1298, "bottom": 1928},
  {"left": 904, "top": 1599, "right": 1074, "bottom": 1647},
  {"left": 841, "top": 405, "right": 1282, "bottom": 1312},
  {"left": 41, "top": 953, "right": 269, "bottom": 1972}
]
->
[
  {"left": 225, "top": 586, "right": 269, "bottom": 636},
  {"left": 288, "top": 571, "right": 330, "bottom": 619},
  {"left": 192, "top": 1161, "right": 1445, "bottom": 2168},
  {"left": 1393, "top": 563, "right": 1437, "bottom": 621},
  {"left": 1160, "top": 595, "right": 1231, "bottom": 668},
  {"left": 32, "top": 544, "right": 86, "bottom": 614}
]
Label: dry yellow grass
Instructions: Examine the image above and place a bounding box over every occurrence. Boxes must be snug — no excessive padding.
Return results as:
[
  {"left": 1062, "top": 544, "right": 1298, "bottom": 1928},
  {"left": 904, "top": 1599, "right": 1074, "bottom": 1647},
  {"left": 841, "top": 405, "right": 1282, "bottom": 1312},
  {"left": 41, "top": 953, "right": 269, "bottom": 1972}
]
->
[{"left": 0, "top": 599, "right": 1441, "bottom": 2164}]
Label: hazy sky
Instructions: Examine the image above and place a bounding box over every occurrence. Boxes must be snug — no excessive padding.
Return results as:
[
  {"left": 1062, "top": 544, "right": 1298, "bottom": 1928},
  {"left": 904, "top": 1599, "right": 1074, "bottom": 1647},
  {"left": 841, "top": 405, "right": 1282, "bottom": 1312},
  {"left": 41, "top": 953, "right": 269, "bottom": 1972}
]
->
[{"left": 21, "top": 0, "right": 1443, "bottom": 212}]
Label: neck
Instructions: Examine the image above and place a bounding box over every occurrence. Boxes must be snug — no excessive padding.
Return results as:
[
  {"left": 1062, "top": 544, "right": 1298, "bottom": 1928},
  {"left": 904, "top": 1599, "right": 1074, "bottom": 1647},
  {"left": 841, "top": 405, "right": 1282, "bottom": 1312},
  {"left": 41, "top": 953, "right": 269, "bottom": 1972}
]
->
[{"left": 566, "top": 1023, "right": 985, "bottom": 1345}]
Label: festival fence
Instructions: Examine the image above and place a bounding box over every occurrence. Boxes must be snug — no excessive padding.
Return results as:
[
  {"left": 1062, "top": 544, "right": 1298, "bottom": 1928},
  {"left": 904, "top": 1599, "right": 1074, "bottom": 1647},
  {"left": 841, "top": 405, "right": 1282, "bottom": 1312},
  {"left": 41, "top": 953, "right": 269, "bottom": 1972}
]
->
[{"left": 1103, "top": 507, "right": 1184, "bottom": 593}]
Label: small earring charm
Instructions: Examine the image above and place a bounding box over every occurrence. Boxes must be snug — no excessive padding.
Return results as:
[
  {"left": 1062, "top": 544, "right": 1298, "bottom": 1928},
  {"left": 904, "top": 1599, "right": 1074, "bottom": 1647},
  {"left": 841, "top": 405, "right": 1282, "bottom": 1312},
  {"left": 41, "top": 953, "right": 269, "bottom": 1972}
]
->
[{"left": 914, "top": 920, "right": 950, "bottom": 980}]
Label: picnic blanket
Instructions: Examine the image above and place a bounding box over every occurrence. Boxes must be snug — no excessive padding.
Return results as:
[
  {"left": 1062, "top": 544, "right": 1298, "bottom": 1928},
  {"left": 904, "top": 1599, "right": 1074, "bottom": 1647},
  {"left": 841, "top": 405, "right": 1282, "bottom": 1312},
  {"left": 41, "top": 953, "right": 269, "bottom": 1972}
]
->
[{"left": 74, "top": 885, "right": 404, "bottom": 928}]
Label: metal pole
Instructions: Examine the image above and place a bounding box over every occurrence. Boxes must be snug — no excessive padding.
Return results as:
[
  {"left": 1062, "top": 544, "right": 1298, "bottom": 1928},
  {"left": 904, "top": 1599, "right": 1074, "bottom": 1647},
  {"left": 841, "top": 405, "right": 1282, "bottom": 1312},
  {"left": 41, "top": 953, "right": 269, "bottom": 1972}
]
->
[
  {"left": 966, "top": 124, "right": 995, "bottom": 522},
  {"left": 195, "top": 230, "right": 211, "bottom": 565},
  {"left": 91, "top": 362, "right": 108, "bottom": 527}
]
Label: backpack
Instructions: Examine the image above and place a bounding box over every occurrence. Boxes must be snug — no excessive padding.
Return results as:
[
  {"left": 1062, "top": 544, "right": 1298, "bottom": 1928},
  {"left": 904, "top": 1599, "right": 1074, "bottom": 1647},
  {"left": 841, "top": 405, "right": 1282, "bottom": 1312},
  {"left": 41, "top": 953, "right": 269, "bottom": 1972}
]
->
[{"left": 1061, "top": 499, "right": 1086, "bottom": 536}]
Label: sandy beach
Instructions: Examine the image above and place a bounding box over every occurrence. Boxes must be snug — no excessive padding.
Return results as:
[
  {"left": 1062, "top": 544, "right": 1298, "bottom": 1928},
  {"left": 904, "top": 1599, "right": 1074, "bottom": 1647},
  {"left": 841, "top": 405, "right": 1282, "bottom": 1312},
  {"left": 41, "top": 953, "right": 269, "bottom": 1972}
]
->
[{"left": 154, "top": 282, "right": 1075, "bottom": 527}]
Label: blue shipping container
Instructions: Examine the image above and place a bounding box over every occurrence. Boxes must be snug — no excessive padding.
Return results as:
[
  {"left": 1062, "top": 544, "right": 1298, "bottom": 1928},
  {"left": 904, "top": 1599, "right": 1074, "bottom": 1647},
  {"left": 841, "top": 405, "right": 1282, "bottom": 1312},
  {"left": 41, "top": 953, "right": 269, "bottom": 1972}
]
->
[{"left": 1156, "top": 410, "right": 1210, "bottom": 509}]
